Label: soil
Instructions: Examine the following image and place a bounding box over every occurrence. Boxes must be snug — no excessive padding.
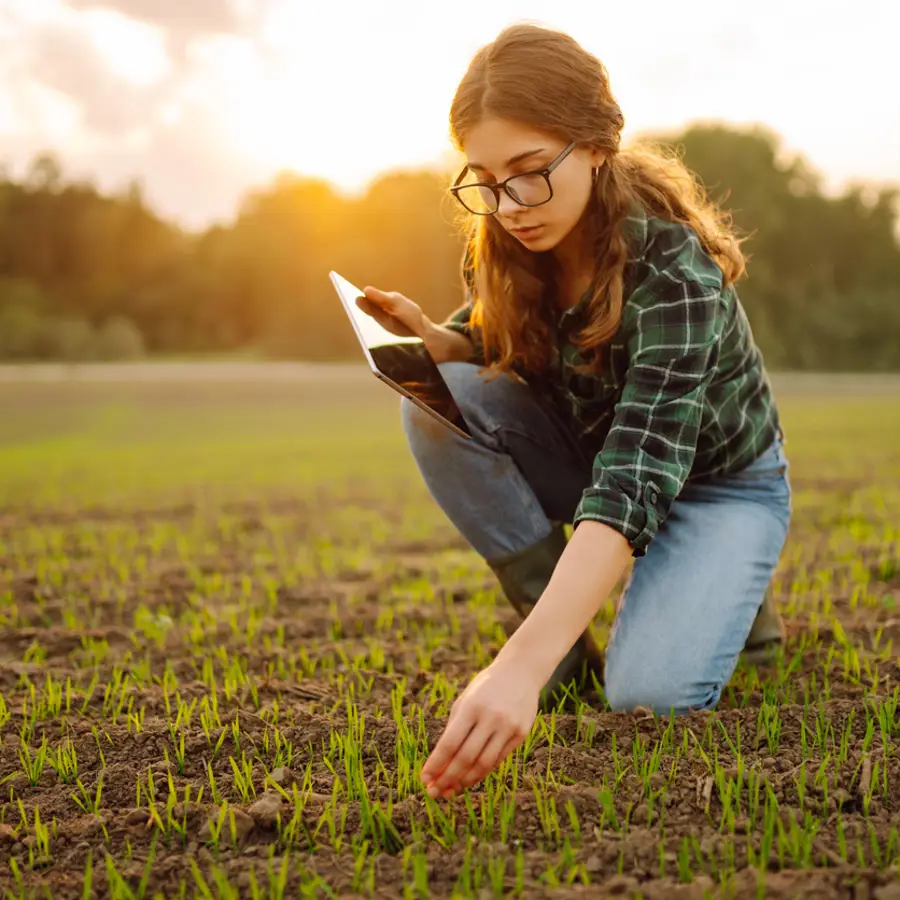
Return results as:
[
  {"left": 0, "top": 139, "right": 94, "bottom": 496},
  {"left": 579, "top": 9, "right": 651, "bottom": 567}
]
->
[{"left": 1, "top": 477, "right": 899, "bottom": 899}]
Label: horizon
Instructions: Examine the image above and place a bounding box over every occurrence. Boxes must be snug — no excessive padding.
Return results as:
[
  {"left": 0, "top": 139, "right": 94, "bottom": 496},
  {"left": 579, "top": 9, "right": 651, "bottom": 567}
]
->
[{"left": 1, "top": 0, "right": 897, "bottom": 230}]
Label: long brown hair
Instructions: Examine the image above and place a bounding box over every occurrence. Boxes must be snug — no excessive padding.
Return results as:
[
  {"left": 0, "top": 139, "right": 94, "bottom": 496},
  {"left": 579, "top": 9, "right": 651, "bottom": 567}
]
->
[{"left": 449, "top": 22, "right": 748, "bottom": 376}]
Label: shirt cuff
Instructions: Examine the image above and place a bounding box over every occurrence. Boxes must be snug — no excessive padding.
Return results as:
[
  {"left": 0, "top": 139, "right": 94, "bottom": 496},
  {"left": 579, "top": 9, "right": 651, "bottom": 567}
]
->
[
  {"left": 442, "top": 320, "right": 485, "bottom": 365},
  {"left": 573, "top": 472, "right": 663, "bottom": 557},
  {"left": 443, "top": 320, "right": 471, "bottom": 337}
]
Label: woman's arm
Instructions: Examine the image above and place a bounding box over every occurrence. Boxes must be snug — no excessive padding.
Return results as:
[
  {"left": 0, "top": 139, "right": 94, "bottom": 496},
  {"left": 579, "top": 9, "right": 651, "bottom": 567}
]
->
[
  {"left": 420, "top": 519, "right": 631, "bottom": 799},
  {"left": 495, "top": 519, "right": 632, "bottom": 679}
]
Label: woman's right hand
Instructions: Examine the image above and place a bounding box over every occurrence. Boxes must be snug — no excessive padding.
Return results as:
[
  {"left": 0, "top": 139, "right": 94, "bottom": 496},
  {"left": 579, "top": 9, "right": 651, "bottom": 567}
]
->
[{"left": 357, "top": 287, "right": 427, "bottom": 339}]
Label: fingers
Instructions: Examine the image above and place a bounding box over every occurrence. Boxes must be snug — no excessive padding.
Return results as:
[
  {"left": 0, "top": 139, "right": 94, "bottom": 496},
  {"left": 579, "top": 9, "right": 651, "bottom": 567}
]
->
[
  {"left": 358, "top": 289, "right": 400, "bottom": 327},
  {"left": 356, "top": 295, "right": 397, "bottom": 331},
  {"left": 436, "top": 780, "right": 462, "bottom": 799},
  {"left": 457, "top": 732, "right": 523, "bottom": 791},
  {"left": 361, "top": 286, "right": 395, "bottom": 308},
  {"left": 423, "top": 719, "right": 493, "bottom": 799},
  {"left": 420, "top": 706, "right": 474, "bottom": 789},
  {"left": 355, "top": 296, "right": 379, "bottom": 316},
  {"left": 358, "top": 287, "right": 422, "bottom": 336}
]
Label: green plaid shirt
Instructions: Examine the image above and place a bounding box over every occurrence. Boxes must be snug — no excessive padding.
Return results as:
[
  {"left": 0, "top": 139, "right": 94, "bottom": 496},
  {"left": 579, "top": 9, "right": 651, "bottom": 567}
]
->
[{"left": 444, "top": 208, "right": 782, "bottom": 557}]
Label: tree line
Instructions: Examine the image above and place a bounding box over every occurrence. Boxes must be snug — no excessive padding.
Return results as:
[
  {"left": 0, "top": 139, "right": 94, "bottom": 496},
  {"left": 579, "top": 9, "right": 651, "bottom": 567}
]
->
[{"left": 1, "top": 123, "right": 898, "bottom": 370}]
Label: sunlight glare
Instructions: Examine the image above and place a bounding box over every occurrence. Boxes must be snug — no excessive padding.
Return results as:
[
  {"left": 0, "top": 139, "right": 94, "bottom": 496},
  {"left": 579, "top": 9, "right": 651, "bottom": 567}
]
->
[{"left": 80, "top": 8, "right": 170, "bottom": 87}]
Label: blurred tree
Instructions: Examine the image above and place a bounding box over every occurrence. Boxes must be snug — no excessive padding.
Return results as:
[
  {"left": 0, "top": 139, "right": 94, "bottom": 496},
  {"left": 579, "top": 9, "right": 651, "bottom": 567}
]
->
[
  {"left": 26, "top": 154, "right": 63, "bottom": 192},
  {"left": 0, "top": 304, "right": 44, "bottom": 359},
  {"left": 38, "top": 317, "right": 95, "bottom": 361},
  {"left": 0, "top": 278, "right": 49, "bottom": 359},
  {"left": 93, "top": 316, "right": 146, "bottom": 360},
  {"left": 0, "top": 126, "right": 897, "bottom": 368},
  {"left": 634, "top": 124, "right": 900, "bottom": 370}
]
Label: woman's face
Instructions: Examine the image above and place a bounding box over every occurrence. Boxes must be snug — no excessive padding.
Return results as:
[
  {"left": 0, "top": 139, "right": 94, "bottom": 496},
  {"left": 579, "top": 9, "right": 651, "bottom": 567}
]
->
[{"left": 460, "top": 117, "right": 605, "bottom": 254}]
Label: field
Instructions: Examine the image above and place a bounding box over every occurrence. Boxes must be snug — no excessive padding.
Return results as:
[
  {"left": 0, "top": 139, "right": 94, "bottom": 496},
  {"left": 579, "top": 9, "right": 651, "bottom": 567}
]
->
[{"left": 1, "top": 366, "right": 899, "bottom": 899}]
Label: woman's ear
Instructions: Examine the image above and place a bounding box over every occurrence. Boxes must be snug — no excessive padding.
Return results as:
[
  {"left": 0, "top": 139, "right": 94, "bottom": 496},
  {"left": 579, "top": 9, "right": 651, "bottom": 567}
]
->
[{"left": 590, "top": 149, "right": 609, "bottom": 186}]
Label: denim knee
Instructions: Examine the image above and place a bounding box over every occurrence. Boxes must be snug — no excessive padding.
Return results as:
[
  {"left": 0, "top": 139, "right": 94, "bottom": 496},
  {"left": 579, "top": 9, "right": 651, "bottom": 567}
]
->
[
  {"left": 400, "top": 362, "right": 520, "bottom": 448},
  {"left": 603, "top": 656, "right": 721, "bottom": 716},
  {"left": 400, "top": 394, "right": 450, "bottom": 453},
  {"left": 436, "top": 361, "right": 519, "bottom": 433}
]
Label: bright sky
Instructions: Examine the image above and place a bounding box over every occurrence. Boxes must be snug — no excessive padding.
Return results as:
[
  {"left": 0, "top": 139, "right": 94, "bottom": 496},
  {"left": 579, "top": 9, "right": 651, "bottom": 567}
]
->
[{"left": 0, "top": 0, "right": 896, "bottom": 229}]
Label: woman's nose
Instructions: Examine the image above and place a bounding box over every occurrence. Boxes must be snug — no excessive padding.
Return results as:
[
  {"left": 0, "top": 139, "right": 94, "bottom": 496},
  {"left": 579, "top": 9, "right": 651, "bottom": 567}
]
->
[{"left": 496, "top": 189, "right": 521, "bottom": 217}]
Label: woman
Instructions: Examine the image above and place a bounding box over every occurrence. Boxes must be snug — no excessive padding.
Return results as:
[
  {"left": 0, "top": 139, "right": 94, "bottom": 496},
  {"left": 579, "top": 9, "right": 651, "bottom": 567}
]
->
[{"left": 357, "top": 23, "right": 792, "bottom": 800}]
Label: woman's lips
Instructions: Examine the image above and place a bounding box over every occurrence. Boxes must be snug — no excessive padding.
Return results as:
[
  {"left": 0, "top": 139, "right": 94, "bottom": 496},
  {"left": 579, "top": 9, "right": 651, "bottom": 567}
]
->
[{"left": 511, "top": 225, "right": 544, "bottom": 239}]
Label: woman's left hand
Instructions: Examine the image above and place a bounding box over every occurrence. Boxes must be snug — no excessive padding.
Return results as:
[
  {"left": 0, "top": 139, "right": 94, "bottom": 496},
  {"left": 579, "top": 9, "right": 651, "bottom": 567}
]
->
[{"left": 420, "top": 656, "right": 541, "bottom": 799}]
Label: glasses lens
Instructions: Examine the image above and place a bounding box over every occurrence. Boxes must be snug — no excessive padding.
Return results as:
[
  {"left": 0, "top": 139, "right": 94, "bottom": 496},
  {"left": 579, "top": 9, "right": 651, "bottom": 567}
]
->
[
  {"left": 455, "top": 184, "right": 497, "bottom": 214},
  {"left": 506, "top": 173, "right": 551, "bottom": 206}
]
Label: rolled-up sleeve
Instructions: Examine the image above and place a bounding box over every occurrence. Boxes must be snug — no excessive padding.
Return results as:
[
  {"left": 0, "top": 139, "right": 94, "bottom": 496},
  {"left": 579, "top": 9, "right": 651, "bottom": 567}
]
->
[
  {"left": 573, "top": 277, "right": 724, "bottom": 557},
  {"left": 443, "top": 297, "right": 476, "bottom": 339}
]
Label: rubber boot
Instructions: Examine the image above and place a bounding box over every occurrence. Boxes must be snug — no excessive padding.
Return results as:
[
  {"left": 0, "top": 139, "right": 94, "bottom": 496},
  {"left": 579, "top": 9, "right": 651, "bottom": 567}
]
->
[
  {"left": 488, "top": 523, "right": 606, "bottom": 711},
  {"left": 742, "top": 594, "right": 785, "bottom": 665}
]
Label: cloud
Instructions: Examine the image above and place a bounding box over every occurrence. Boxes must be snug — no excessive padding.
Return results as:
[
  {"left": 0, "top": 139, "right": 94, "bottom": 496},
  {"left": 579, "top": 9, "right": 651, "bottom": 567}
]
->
[
  {"left": 19, "top": 16, "right": 171, "bottom": 133},
  {"left": 0, "top": 2, "right": 275, "bottom": 227},
  {"left": 63, "top": 107, "right": 269, "bottom": 229},
  {"left": 63, "top": 0, "right": 269, "bottom": 53},
  {"left": 2, "top": 0, "right": 896, "bottom": 232}
]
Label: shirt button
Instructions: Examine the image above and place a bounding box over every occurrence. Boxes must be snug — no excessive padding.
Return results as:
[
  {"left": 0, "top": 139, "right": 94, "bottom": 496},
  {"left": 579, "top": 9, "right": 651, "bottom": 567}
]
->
[{"left": 646, "top": 484, "right": 659, "bottom": 505}]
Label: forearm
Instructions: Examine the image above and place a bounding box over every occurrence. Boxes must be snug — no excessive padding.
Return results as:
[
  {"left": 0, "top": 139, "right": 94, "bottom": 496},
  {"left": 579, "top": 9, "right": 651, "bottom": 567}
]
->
[
  {"left": 495, "top": 520, "right": 633, "bottom": 685},
  {"left": 422, "top": 317, "right": 477, "bottom": 364}
]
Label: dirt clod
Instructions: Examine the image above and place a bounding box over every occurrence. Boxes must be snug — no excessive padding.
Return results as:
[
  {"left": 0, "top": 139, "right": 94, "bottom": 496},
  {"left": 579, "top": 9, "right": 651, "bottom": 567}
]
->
[{"left": 248, "top": 792, "right": 283, "bottom": 828}]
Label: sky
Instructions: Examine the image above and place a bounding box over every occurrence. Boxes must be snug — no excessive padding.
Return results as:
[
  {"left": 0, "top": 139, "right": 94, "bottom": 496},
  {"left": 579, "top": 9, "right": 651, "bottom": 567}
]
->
[{"left": 1, "top": 0, "right": 897, "bottom": 230}]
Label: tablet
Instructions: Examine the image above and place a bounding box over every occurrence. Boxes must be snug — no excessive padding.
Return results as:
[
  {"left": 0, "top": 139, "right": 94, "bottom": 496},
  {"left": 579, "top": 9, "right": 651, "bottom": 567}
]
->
[{"left": 329, "top": 270, "right": 473, "bottom": 440}]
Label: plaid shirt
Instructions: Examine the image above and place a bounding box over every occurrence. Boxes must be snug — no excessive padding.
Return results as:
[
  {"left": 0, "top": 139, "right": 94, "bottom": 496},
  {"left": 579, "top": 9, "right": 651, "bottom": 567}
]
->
[{"left": 443, "top": 207, "right": 782, "bottom": 557}]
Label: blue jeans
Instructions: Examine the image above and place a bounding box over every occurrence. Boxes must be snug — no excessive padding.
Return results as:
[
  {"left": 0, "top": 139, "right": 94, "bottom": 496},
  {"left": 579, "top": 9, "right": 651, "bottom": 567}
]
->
[{"left": 400, "top": 362, "right": 792, "bottom": 715}]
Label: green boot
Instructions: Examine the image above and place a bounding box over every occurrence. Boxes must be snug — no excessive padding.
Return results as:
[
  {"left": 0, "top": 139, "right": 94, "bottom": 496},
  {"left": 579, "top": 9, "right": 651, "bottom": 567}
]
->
[
  {"left": 488, "top": 524, "right": 606, "bottom": 711},
  {"left": 742, "top": 594, "right": 785, "bottom": 665}
]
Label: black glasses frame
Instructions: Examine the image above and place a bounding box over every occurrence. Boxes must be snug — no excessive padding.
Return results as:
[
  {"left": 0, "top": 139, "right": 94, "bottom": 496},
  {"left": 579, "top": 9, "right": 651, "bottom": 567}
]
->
[{"left": 450, "top": 142, "right": 578, "bottom": 215}]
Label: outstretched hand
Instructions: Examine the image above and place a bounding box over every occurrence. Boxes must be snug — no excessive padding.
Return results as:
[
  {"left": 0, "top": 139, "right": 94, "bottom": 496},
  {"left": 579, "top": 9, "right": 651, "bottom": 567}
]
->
[
  {"left": 420, "top": 656, "right": 541, "bottom": 800},
  {"left": 419, "top": 521, "right": 630, "bottom": 801}
]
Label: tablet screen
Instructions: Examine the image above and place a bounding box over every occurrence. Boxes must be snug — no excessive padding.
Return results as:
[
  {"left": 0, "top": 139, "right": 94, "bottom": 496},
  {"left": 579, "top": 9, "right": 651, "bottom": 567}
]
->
[{"left": 329, "top": 272, "right": 472, "bottom": 436}]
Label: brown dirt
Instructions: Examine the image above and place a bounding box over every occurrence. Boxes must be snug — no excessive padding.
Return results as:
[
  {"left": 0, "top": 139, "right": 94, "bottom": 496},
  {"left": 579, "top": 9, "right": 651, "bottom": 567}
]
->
[{"left": 1, "top": 485, "right": 899, "bottom": 900}]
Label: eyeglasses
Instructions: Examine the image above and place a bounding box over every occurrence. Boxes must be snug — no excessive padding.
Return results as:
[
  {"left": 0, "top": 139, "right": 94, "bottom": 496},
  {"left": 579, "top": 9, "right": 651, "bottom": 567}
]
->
[{"left": 450, "top": 142, "right": 577, "bottom": 215}]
